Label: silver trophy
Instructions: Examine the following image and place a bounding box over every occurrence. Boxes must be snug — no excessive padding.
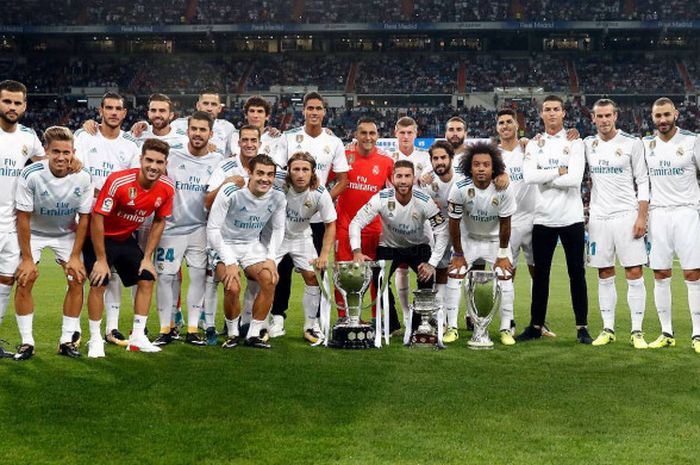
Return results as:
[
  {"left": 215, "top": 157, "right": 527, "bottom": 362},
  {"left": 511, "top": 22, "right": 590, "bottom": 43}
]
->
[
  {"left": 463, "top": 270, "right": 502, "bottom": 350},
  {"left": 408, "top": 288, "right": 441, "bottom": 348},
  {"left": 314, "top": 260, "right": 391, "bottom": 349}
]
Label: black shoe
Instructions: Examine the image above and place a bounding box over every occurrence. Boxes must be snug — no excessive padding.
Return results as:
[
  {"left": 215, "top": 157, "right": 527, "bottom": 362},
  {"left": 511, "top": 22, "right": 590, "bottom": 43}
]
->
[
  {"left": 170, "top": 326, "right": 181, "bottom": 340},
  {"left": 152, "top": 332, "right": 173, "bottom": 346},
  {"left": 185, "top": 332, "right": 206, "bottom": 346},
  {"left": 244, "top": 336, "right": 271, "bottom": 349},
  {"left": 221, "top": 336, "right": 239, "bottom": 349},
  {"left": 13, "top": 344, "right": 34, "bottom": 361},
  {"left": 259, "top": 328, "right": 270, "bottom": 343},
  {"left": 72, "top": 331, "right": 82, "bottom": 348},
  {"left": 0, "top": 339, "right": 15, "bottom": 358},
  {"left": 105, "top": 329, "right": 128, "bottom": 346},
  {"left": 58, "top": 341, "right": 81, "bottom": 358},
  {"left": 205, "top": 327, "right": 218, "bottom": 346},
  {"left": 515, "top": 325, "right": 543, "bottom": 342},
  {"left": 577, "top": 327, "right": 593, "bottom": 345}
]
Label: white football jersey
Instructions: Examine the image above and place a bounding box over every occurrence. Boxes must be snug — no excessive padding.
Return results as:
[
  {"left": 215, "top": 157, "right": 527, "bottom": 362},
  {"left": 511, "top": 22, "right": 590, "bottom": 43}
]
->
[
  {"left": 164, "top": 147, "right": 223, "bottom": 236},
  {"left": 0, "top": 124, "right": 44, "bottom": 233},
  {"left": 350, "top": 187, "right": 449, "bottom": 267},
  {"left": 422, "top": 169, "right": 457, "bottom": 219},
  {"left": 207, "top": 157, "right": 286, "bottom": 193},
  {"left": 171, "top": 117, "right": 235, "bottom": 157},
  {"left": 523, "top": 130, "right": 585, "bottom": 227},
  {"left": 279, "top": 127, "right": 349, "bottom": 183},
  {"left": 643, "top": 128, "right": 700, "bottom": 209},
  {"left": 136, "top": 125, "right": 188, "bottom": 151},
  {"left": 207, "top": 184, "right": 286, "bottom": 265},
  {"left": 385, "top": 147, "right": 432, "bottom": 183},
  {"left": 585, "top": 131, "right": 649, "bottom": 219},
  {"left": 229, "top": 129, "right": 284, "bottom": 168},
  {"left": 500, "top": 144, "right": 537, "bottom": 226},
  {"left": 74, "top": 129, "right": 140, "bottom": 191},
  {"left": 448, "top": 178, "right": 517, "bottom": 241},
  {"left": 285, "top": 185, "right": 337, "bottom": 240},
  {"left": 15, "top": 160, "right": 92, "bottom": 236}
]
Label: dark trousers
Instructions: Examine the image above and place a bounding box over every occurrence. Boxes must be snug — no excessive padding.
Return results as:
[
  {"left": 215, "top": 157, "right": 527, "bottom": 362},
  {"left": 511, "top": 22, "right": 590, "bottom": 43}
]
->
[
  {"left": 530, "top": 222, "right": 588, "bottom": 327},
  {"left": 375, "top": 244, "right": 434, "bottom": 332},
  {"left": 271, "top": 222, "right": 325, "bottom": 318}
]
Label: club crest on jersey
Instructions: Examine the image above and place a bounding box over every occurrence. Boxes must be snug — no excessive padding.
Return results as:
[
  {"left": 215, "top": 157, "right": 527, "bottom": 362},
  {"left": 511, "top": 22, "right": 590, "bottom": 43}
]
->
[
  {"left": 21, "top": 145, "right": 28, "bottom": 157},
  {"left": 537, "top": 139, "right": 545, "bottom": 148},
  {"left": 101, "top": 197, "right": 113, "bottom": 212},
  {"left": 296, "top": 134, "right": 304, "bottom": 144},
  {"left": 388, "top": 200, "right": 395, "bottom": 212},
  {"left": 348, "top": 153, "right": 355, "bottom": 164},
  {"left": 649, "top": 140, "right": 656, "bottom": 150},
  {"left": 491, "top": 196, "right": 500, "bottom": 206},
  {"left": 411, "top": 211, "right": 419, "bottom": 222},
  {"left": 592, "top": 139, "right": 599, "bottom": 149},
  {"left": 432, "top": 182, "right": 439, "bottom": 192},
  {"left": 157, "top": 262, "right": 165, "bottom": 272},
  {"left": 615, "top": 148, "right": 623, "bottom": 157},
  {"left": 372, "top": 165, "right": 379, "bottom": 175},
  {"left": 303, "top": 199, "right": 313, "bottom": 209},
  {"left": 128, "top": 187, "right": 137, "bottom": 200},
  {"left": 563, "top": 146, "right": 570, "bottom": 156},
  {"left": 392, "top": 152, "right": 400, "bottom": 161},
  {"left": 467, "top": 187, "right": 475, "bottom": 198},
  {"left": 155, "top": 197, "right": 162, "bottom": 208},
  {"left": 677, "top": 147, "right": 685, "bottom": 157},
  {"left": 324, "top": 145, "right": 331, "bottom": 154},
  {"left": 263, "top": 145, "right": 271, "bottom": 154}
]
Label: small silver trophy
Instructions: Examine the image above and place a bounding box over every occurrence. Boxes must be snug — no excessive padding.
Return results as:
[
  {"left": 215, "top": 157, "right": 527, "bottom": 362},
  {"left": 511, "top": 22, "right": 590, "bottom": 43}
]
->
[
  {"left": 463, "top": 270, "right": 501, "bottom": 350},
  {"left": 314, "top": 260, "right": 391, "bottom": 349},
  {"left": 408, "top": 288, "right": 442, "bottom": 348}
]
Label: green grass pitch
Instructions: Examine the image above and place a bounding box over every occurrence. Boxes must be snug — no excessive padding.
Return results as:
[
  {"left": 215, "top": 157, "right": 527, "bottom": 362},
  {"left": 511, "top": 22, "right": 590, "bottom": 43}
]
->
[{"left": 0, "top": 249, "right": 698, "bottom": 465}]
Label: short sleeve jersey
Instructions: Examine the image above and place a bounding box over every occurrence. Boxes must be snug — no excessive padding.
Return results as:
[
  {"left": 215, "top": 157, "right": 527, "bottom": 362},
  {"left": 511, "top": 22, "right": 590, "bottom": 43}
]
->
[
  {"left": 15, "top": 160, "right": 93, "bottom": 236},
  {"left": 0, "top": 124, "right": 44, "bottom": 233},
  {"left": 93, "top": 168, "right": 175, "bottom": 241},
  {"left": 74, "top": 129, "right": 141, "bottom": 191}
]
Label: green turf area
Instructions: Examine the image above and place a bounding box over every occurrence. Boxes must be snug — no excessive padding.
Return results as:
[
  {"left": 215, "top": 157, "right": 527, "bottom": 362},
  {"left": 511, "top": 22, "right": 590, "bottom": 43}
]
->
[{"left": 0, "top": 249, "right": 698, "bottom": 465}]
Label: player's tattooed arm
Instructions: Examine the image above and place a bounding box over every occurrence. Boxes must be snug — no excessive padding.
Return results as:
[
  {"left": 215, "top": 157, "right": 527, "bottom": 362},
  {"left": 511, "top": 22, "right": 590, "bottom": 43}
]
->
[{"left": 15, "top": 211, "right": 38, "bottom": 288}]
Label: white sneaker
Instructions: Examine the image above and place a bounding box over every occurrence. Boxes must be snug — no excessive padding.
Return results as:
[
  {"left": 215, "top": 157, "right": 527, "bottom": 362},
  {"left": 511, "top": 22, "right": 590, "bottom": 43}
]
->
[
  {"left": 269, "top": 315, "right": 286, "bottom": 338},
  {"left": 87, "top": 338, "right": 106, "bottom": 358},
  {"left": 126, "top": 334, "right": 162, "bottom": 353}
]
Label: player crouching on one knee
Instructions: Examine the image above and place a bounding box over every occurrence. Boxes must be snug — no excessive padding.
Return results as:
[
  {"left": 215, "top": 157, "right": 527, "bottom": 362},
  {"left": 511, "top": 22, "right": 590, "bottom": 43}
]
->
[
  {"left": 447, "top": 142, "right": 517, "bottom": 346},
  {"left": 13, "top": 126, "right": 92, "bottom": 360},
  {"left": 207, "top": 155, "right": 286, "bottom": 349}
]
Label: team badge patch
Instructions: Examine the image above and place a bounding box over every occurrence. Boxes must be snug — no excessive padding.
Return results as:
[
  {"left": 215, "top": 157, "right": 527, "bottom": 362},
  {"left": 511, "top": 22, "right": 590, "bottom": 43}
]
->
[
  {"left": 649, "top": 140, "right": 656, "bottom": 150},
  {"left": 677, "top": 147, "right": 685, "bottom": 157},
  {"left": 524, "top": 152, "right": 532, "bottom": 161},
  {"left": 324, "top": 145, "right": 331, "bottom": 154},
  {"left": 537, "top": 139, "right": 545, "bottom": 148},
  {"left": 264, "top": 145, "right": 271, "bottom": 154},
  {"left": 101, "top": 197, "right": 113, "bottom": 213},
  {"left": 411, "top": 211, "right": 419, "bottom": 222},
  {"left": 388, "top": 200, "right": 395, "bottom": 211},
  {"left": 155, "top": 197, "right": 162, "bottom": 208},
  {"left": 432, "top": 182, "right": 439, "bottom": 192},
  {"left": 128, "top": 187, "right": 137, "bottom": 200},
  {"left": 592, "top": 139, "right": 599, "bottom": 149},
  {"left": 491, "top": 196, "right": 500, "bottom": 206},
  {"left": 392, "top": 152, "right": 399, "bottom": 161},
  {"left": 296, "top": 134, "right": 304, "bottom": 143},
  {"left": 304, "top": 199, "right": 313, "bottom": 209},
  {"left": 21, "top": 145, "right": 28, "bottom": 157},
  {"left": 348, "top": 153, "right": 355, "bottom": 164},
  {"left": 416, "top": 163, "right": 423, "bottom": 173},
  {"left": 563, "top": 146, "right": 570, "bottom": 156},
  {"left": 467, "top": 187, "right": 475, "bottom": 198},
  {"left": 372, "top": 165, "right": 379, "bottom": 175},
  {"left": 157, "top": 262, "right": 165, "bottom": 272},
  {"left": 615, "top": 148, "right": 623, "bottom": 157}
]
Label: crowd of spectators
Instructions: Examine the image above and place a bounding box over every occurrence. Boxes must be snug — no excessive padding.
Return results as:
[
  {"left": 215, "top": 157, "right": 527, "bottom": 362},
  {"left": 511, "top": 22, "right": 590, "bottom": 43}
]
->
[
  {"left": 413, "top": 0, "right": 512, "bottom": 22},
  {"left": 465, "top": 55, "right": 569, "bottom": 92},
  {"left": 84, "top": 0, "right": 187, "bottom": 25},
  {"left": 576, "top": 55, "right": 685, "bottom": 95},
  {"left": 194, "top": 0, "right": 292, "bottom": 24},
  {"left": 354, "top": 55, "right": 458, "bottom": 94},
  {"left": 246, "top": 55, "right": 348, "bottom": 91}
]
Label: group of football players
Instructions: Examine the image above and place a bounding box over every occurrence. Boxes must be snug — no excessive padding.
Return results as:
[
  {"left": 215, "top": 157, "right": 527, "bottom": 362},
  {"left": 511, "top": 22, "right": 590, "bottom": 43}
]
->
[{"left": 1, "top": 77, "right": 698, "bottom": 361}]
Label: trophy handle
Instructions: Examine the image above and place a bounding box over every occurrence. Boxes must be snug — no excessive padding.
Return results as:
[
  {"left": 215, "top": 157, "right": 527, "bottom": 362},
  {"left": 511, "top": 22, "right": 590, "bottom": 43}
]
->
[{"left": 362, "top": 260, "right": 393, "bottom": 311}]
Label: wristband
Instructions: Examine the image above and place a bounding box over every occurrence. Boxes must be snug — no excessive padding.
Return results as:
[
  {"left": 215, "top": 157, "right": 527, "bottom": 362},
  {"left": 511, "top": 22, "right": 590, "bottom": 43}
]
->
[
  {"left": 497, "top": 248, "right": 510, "bottom": 259},
  {"left": 451, "top": 252, "right": 464, "bottom": 257}
]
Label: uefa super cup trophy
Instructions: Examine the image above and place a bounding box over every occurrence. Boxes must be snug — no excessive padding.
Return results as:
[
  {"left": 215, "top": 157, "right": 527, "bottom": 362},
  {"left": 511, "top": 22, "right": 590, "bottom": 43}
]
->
[
  {"left": 463, "top": 270, "right": 502, "bottom": 350},
  {"left": 408, "top": 288, "right": 442, "bottom": 348},
  {"left": 314, "top": 260, "right": 391, "bottom": 349}
]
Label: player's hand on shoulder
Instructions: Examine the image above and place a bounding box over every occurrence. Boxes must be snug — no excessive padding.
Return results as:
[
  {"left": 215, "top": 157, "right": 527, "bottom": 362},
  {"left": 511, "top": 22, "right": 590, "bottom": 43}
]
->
[
  {"left": 82, "top": 119, "right": 99, "bottom": 136},
  {"left": 15, "top": 258, "right": 38, "bottom": 287},
  {"left": 68, "top": 157, "right": 83, "bottom": 174},
  {"left": 268, "top": 127, "right": 281, "bottom": 138},
  {"left": 566, "top": 128, "right": 580, "bottom": 141},
  {"left": 494, "top": 173, "right": 510, "bottom": 191},
  {"left": 420, "top": 171, "right": 434, "bottom": 186},
  {"left": 518, "top": 137, "right": 530, "bottom": 151},
  {"left": 225, "top": 176, "right": 245, "bottom": 188},
  {"left": 131, "top": 121, "right": 148, "bottom": 137}
]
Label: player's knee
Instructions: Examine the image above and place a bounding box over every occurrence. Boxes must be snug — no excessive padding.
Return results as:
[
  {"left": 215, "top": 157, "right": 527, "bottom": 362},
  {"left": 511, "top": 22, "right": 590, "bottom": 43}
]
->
[
  {"left": 623, "top": 266, "right": 642, "bottom": 280},
  {"left": 598, "top": 267, "right": 616, "bottom": 279},
  {"left": 683, "top": 269, "right": 700, "bottom": 281},
  {"left": 654, "top": 269, "right": 672, "bottom": 280}
]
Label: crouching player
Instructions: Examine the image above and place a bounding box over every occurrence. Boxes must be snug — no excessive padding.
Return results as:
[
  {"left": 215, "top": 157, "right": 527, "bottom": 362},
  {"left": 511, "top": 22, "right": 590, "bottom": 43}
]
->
[
  {"left": 447, "top": 142, "right": 517, "bottom": 345},
  {"left": 277, "top": 152, "right": 336, "bottom": 344},
  {"left": 83, "top": 139, "right": 175, "bottom": 357},
  {"left": 13, "top": 126, "right": 93, "bottom": 360},
  {"left": 206, "top": 155, "right": 286, "bottom": 349}
]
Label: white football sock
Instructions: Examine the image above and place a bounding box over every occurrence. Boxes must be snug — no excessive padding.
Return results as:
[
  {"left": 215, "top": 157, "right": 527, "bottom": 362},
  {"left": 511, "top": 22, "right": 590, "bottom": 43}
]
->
[
  {"left": 16, "top": 313, "right": 34, "bottom": 346},
  {"left": 0, "top": 283, "right": 11, "bottom": 326},
  {"left": 247, "top": 319, "right": 264, "bottom": 339},
  {"left": 445, "top": 277, "right": 462, "bottom": 328},
  {"left": 627, "top": 277, "right": 646, "bottom": 333},
  {"left": 61, "top": 316, "right": 80, "bottom": 344},
  {"left": 88, "top": 319, "right": 102, "bottom": 340},
  {"left": 156, "top": 273, "right": 175, "bottom": 333},
  {"left": 187, "top": 268, "right": 207, "bottom": 331},
  {"left": 598, "top": 276, "right": 617, "bottom": 331},
  {"left": 132, "top": 314, "right": 147, "bottom": 338},
  {"left": 499, "top": 280, "right": 514, "bottom": 331},
  {"left": 171, "top": 271, "right": 181, "bottom": 315},
  {"left": 225, "top": 316, "right": 240, "bottom": 338},
  {"left": 104, "top": 277, "right": 122, "bottom": 333},
  {"left": 395, "top": 268, "right": 410, "bottom": 320},
  {"left": 242, "top": 281, "right": 258, "bottom": 326},
  {"left": 435, "top": 283, "right": 446, "bottom": 311},
  {"left": 303, "top": 285, "right": 321, "bottom": 330},
  {"left": 204, "top": 275, "right": 218, "bottom": 328},
  {"left": 654, "top": 277, "right": 673, "bottom": 335},
  {"left": 685, "top": 279, "right": 700, "bottom": 337}
]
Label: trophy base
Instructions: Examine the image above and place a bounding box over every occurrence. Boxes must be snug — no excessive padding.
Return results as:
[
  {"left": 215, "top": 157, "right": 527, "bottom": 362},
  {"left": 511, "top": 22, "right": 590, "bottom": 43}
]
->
[
  {"left": 329, "top": 324, "right": 375, "bottom": 349},
  {"left": 467, "top": 338, "right": 494, "bottom": 350},
  {"left": 410, "top": 332, "right": 438, "bottom": 348}
]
